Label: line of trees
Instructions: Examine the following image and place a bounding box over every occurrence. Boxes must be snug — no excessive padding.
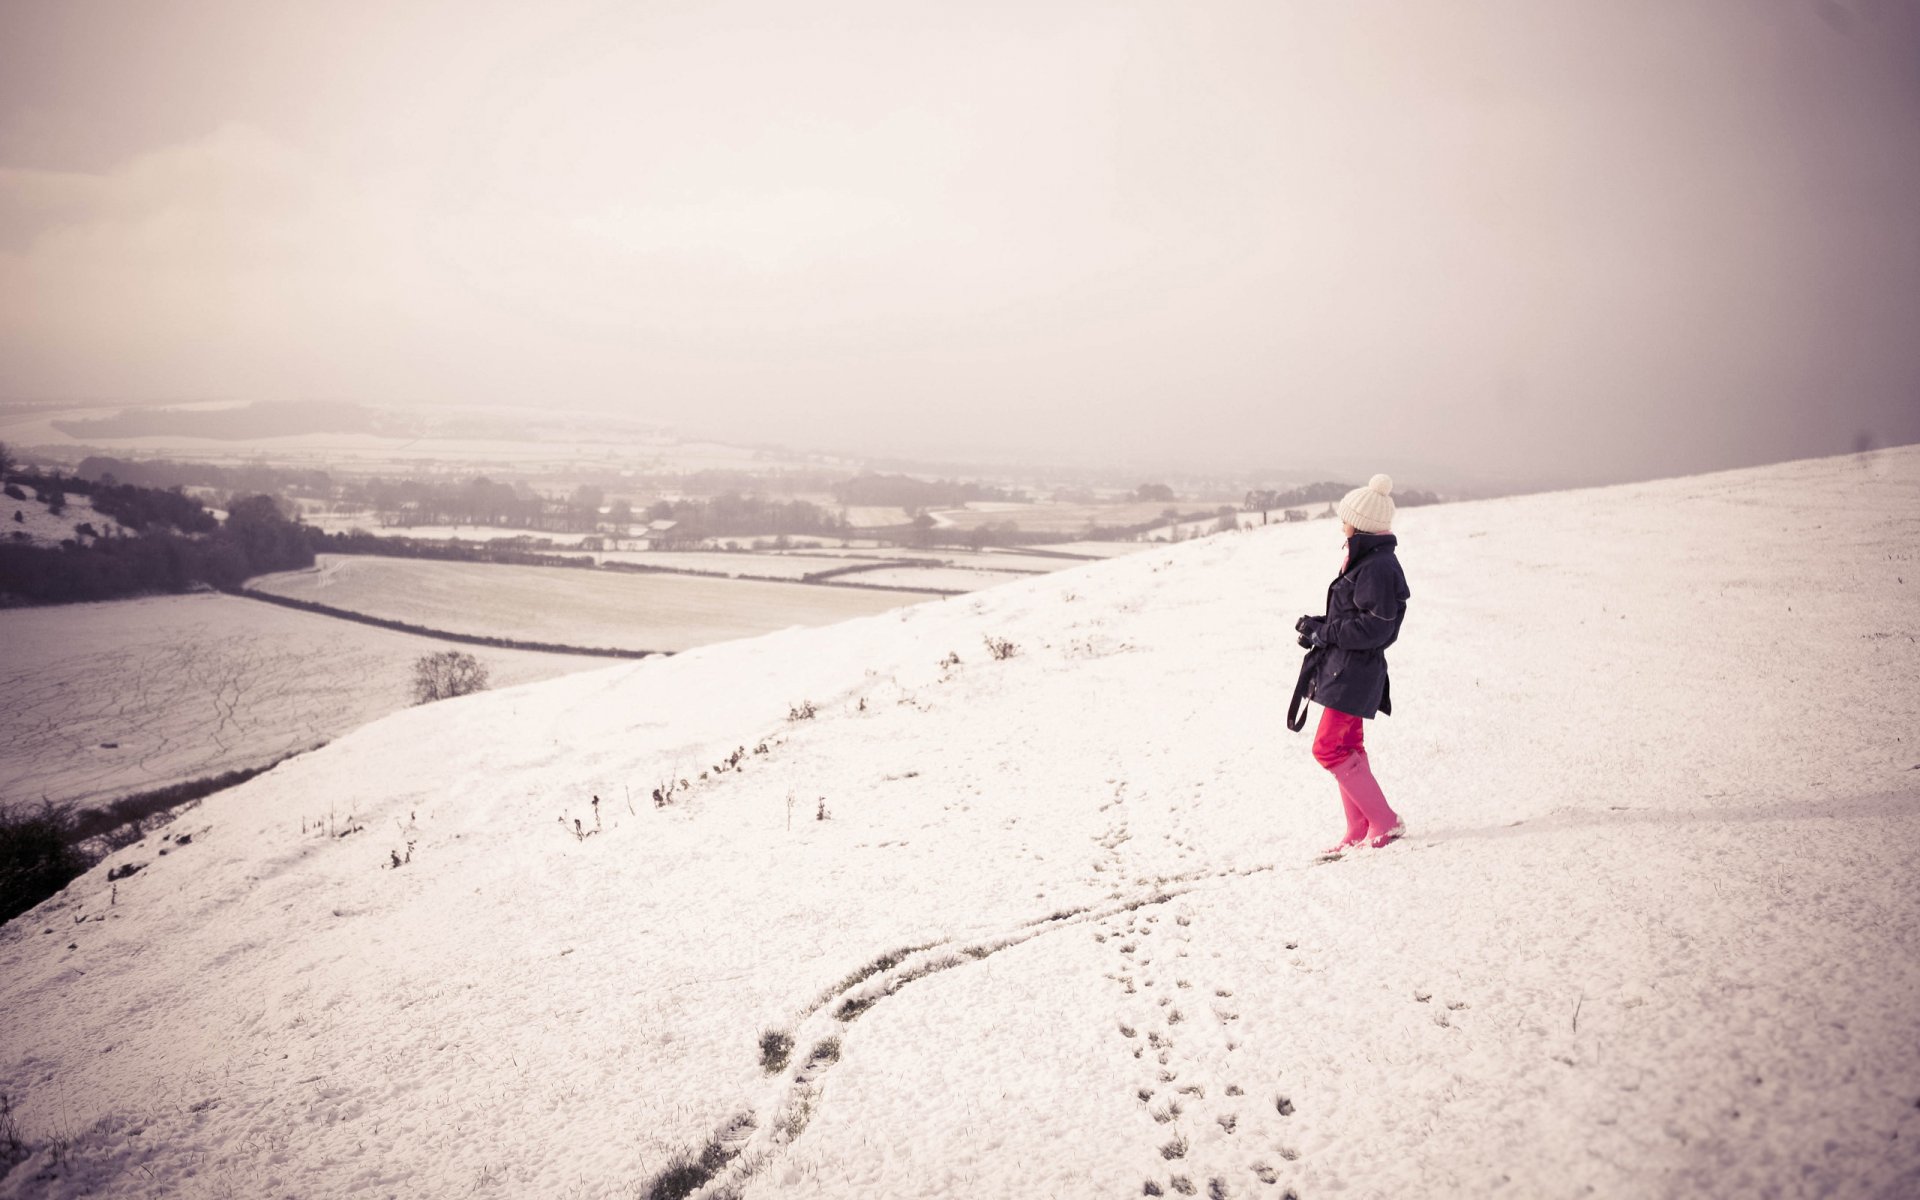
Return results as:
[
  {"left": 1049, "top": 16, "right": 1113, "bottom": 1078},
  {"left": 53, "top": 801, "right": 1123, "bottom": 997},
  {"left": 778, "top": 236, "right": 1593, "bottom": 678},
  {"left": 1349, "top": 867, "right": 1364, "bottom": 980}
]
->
[
  {"left": 77, "top": 455, "right": 334, "bottom": 503},
  {"left": 643, "top": 493, "right": 849, "bottom": 545},
  {"left": 0, "top": 474, "right": 315, "bottom": 605},
  {"left": 1242, "top": 481, "right": 1442, "bottom": 511},
  {"left": 831, "top": 473, "right": 1025, "bottom": 509}
]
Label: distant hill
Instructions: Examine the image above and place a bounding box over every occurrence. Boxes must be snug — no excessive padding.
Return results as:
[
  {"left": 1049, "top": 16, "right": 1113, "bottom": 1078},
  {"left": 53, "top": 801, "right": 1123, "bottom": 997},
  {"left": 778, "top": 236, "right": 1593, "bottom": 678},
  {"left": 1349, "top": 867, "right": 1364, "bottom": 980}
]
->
[{"left": 52, "top": 400, "right": 375, "bottom": 441}]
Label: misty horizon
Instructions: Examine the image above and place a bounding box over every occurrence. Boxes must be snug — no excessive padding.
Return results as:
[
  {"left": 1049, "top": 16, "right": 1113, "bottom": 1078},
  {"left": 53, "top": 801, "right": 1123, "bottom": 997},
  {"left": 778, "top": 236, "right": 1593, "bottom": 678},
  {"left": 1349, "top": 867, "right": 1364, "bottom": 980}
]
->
[{"left": 4, "top": 1, "right": 1918, "bottom": 486}]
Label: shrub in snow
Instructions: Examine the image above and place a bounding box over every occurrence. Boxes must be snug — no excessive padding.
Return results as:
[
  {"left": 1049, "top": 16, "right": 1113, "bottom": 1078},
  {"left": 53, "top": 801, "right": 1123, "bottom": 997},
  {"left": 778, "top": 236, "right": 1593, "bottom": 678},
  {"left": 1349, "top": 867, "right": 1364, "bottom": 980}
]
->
[
  {"left": 411, "top": 650, "right": 489, "bottom": 705},
  {"left": 759, "top": 1028, "right": 793, "bottom": 1073},
  {"left": 787, "top": 699, "right": 816, "bottom": 721},
  {"left": 0, "top": 802, "right": 88, "bottom": 924},
  {"left": 983, "top": 634, "right": 1017, "bottom": 660}
]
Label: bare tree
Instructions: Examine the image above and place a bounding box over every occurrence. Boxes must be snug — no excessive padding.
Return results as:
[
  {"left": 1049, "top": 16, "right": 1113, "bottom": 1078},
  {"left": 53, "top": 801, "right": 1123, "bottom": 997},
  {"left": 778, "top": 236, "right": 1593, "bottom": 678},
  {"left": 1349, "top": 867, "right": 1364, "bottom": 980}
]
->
[{"left": 411, "top": 650, "right": 490, "bottom": 704}]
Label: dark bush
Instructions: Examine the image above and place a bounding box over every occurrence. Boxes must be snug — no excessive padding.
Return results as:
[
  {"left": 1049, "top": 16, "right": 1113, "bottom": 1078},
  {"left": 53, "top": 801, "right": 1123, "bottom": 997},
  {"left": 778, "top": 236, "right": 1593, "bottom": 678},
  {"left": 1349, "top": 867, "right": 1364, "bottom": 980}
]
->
[
  {"left": 413, "top": 650, "right": 490, "bottom": 704},
  {"left": 0, "top": 803, "right": 88, "bottom": 924}
]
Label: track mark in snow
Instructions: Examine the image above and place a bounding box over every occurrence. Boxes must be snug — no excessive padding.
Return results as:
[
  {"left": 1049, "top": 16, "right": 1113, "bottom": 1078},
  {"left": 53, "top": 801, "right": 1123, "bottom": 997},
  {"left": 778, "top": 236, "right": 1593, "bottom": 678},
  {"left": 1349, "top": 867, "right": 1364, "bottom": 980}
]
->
[
  {"left": 1097, "top": 895, "right": 1308, "bottom": 1196},
  {"left": 674, "top": 872, "right": 1284, "bottom": 1198}
]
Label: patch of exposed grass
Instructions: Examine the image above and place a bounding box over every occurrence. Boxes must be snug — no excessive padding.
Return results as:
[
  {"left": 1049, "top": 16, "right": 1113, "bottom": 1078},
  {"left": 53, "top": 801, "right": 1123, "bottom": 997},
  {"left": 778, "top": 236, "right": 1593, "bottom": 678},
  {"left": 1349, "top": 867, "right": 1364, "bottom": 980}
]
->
[
  {"left": 834, "top": 995, "right": 875, "bottom": 1022},
  {"left": 758, "top": 1029, "right": 793, "bottom": 1074}
]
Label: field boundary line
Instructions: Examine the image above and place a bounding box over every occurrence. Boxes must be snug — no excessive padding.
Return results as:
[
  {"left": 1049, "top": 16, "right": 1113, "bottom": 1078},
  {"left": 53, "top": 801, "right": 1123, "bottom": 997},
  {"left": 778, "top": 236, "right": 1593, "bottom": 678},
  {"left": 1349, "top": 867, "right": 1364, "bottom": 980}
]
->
[
  {"left": 600, "top": 557, "right": 958, "bottom": 594},
  {"left": 230, "top": 588, "right": 662, "bottom": 659}
]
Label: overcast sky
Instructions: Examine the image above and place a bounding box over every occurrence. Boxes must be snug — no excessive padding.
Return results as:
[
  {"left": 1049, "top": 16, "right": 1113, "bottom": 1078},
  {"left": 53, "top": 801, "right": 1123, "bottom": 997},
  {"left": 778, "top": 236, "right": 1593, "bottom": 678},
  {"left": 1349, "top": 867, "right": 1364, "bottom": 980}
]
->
[{"left": 2, "top": 0, "right": 1916, "bottom": 485}]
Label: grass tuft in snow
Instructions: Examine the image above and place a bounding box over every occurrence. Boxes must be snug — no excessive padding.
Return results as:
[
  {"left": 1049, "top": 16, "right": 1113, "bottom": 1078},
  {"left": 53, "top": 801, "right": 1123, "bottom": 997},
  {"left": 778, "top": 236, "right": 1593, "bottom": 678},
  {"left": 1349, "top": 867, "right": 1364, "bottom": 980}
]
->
[
  {"left": 0, "top": 1092, "right": 29, "bottom": 1172},
  {"left": 640, "top": 1113, "right": 754, "bottom": 1200},
  {"left": 758, "top": 1028, "right": 793, "bottom": 1074},
  {"left": 1143, "top": 1182, "right": 1164, "bottom": 1197},
  {"left": 1034, "top": 903, "right": 1092, "bottom": 924},
  {"left": 641, "top": 1153, "right": 716, "bottom": 1200},
  {"left": 1159, "top": 1132, "right": 1189, "bottom": 1159},
  {"left": 809, "top": 1036, "right": 841, "bottom": 1066},
  {"left": 781, "top": 1086, "right": 817, "bottom": 1142},
  {"left": 834, "top": 995, "right": 876, "bottom": 1022},
  {"left": 819, "top": 944, "right": 929, "bottom": 1008}
]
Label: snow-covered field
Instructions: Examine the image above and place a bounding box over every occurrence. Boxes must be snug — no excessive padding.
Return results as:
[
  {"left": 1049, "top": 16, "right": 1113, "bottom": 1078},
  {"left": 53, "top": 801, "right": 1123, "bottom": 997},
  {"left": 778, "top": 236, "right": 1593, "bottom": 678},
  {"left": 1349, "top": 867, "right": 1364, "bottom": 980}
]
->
[
  {"left": 1028, "top": 540, "right": 1154, "bottom": 559},
  {"left": 296, "top": 516, "right": 606, "bottom": 546},
  {"left": 250, "top": 555, "right": 934, "bottom": 651},
  {"left": 842, "top": 505, "right": 912, "bottom": 528},
  {"left": 589, "top": 551, "right": 881, "bottom": 580},
  {"left": 844, "top": 565, "right": 1042, "bottom": 593},
  {"left": 589, "top": 551, "right": 1054, "bottom": 584},
  {"left": 2, "top": 447, "right": 1916, "bottom": 1199},
  {"left": 927, "top": 499, "right": 1178, "bottom": 533},
  {"left": 842, "top": 548, "right": 1059, "bottom": 573},
  {"left": 0, "top": 594, "right": 603, "bottom": 812}
]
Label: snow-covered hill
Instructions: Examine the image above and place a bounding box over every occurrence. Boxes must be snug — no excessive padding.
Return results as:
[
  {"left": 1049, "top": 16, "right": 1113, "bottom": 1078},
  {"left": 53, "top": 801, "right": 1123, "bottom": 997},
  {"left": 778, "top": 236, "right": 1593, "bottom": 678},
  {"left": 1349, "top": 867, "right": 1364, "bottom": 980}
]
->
[
  {"left": 3, "top": 448, "right": 1917, "bottom": 1199},
  {"left": 3, "top": 490, "right": 125, "bottom": 549}
]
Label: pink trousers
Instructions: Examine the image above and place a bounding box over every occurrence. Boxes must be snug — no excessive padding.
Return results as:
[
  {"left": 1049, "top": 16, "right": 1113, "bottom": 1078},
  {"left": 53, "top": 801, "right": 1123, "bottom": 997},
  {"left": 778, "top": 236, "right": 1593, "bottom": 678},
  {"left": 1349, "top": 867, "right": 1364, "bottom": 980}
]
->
[{"left": 1312, "top": 708, "right": 1400, "bottom": 841}]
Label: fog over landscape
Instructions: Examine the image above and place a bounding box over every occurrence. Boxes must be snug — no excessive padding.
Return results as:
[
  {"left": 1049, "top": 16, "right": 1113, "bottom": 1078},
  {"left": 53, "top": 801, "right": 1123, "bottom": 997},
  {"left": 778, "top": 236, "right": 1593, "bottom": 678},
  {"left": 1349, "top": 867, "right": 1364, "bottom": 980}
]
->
[
  {"left": 4, "top": 0, "right": 1918, "bottom": 485},
  {"left": 2, "top": 5, "right": 1918, "bottom": 1199}
]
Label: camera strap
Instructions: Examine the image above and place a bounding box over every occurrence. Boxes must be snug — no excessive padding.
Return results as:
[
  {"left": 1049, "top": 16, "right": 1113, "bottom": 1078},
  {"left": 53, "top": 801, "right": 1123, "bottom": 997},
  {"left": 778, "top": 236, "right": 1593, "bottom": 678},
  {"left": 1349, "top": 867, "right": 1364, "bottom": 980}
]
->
[{"left": 1287, "top": 647, "right": 1324, "bottom": 732}]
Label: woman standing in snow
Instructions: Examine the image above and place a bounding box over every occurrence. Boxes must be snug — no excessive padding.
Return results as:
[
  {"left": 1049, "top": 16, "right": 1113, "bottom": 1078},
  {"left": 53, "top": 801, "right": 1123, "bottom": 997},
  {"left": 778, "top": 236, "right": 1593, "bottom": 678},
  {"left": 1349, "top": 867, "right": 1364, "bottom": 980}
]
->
[{"left": 1295, "top": 474, "right": 1410, "bottom": 853}]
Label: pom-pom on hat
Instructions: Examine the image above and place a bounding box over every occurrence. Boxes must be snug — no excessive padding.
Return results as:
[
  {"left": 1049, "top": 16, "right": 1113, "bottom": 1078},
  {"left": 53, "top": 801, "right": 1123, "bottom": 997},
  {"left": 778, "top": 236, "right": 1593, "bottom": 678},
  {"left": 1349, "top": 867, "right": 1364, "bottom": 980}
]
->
[{"left": 1337, "top": 474, "right": 1396, "bottom": 533}]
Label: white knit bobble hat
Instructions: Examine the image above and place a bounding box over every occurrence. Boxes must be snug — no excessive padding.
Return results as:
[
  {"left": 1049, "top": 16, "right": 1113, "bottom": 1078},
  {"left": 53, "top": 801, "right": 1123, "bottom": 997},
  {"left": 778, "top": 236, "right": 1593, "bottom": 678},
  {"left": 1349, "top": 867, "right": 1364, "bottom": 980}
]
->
[{"left": 1337, "top": 474, "right": 1396, "bottom": 533}]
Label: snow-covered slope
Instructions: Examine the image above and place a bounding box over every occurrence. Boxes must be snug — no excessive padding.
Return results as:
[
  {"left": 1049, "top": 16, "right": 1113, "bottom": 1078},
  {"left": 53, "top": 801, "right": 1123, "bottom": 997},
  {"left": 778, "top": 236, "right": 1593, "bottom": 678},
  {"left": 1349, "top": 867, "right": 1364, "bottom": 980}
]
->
[{"left": 2, "top": 448, "right": 1917, "bottom": 1199}]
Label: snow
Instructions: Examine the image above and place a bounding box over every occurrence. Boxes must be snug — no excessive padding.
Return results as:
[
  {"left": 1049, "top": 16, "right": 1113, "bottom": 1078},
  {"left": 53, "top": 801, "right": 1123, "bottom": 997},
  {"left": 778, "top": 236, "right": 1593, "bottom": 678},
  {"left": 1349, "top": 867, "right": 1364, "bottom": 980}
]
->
[
  {"left": 587, "top": 551, "right": 885, "bottom": 580},
  {"left": 296, "top": 517, "right": 607, "bottom": 546},
  {"left": 1026, "top": 539, "right": 1152, "bottom": 558},
  {"left": 2, "top": 493, "right": 124, "bottom": 549},
  {"left": 841, "top": 565, "right": 1038, "bottom": 593},
  {"left": 248, "top": 554, "right": 927, "bottom": 651},
  {"left": 0, "top": 594, "right": 605, "bottom": 812},
  {"left": 2, "top": 447, "right": 1917, "bottom": 1198}
]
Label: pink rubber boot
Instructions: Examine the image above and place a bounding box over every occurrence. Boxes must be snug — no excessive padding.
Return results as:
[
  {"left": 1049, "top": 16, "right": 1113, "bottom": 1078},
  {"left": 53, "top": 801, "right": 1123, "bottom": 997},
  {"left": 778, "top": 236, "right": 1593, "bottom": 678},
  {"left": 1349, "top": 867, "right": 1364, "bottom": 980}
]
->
[
  {"left": 1322, "top": 787, "right": 1370, "bottom": 854},
  {"left": 1330, "top": 750, "right": 1403, "bottom": 847}
]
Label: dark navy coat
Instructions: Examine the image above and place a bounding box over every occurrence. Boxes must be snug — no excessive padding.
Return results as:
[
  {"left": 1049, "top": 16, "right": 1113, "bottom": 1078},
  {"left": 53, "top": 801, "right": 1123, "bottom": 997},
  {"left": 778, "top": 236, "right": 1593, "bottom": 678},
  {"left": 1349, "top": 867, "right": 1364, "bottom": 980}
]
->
[{"left": 1307, "top": 532, "right": 1409, "bottom": 719}]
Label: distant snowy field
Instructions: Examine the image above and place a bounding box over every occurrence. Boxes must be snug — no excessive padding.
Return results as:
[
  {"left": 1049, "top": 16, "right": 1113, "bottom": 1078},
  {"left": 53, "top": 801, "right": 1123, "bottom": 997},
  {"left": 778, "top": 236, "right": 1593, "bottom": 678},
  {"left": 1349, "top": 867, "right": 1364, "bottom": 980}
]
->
[
  {"left": 0, "top": 594, "right": 603, "bottom": 812},
  {"left": 1, "top": 448, "right": 1916, "bottom": 1198},
  {"left": 249, "top": 555, "right": 930, "bottom": 651}
]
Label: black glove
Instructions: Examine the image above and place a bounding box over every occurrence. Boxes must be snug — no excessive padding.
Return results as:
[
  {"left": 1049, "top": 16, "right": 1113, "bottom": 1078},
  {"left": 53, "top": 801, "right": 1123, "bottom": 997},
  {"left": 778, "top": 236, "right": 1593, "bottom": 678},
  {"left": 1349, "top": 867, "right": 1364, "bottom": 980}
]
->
[{"left": 1295, "top": 615, "right": 1326, "bottom": 649}]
